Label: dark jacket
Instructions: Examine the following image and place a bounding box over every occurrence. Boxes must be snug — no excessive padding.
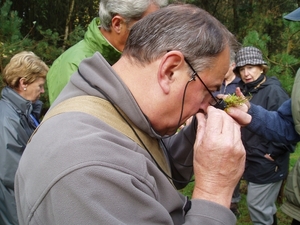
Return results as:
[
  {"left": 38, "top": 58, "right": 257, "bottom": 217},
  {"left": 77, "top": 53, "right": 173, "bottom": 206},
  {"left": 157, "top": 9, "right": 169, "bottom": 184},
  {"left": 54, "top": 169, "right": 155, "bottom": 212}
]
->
[
  {"left": 247, "top": 99, "right": 300, "bottom": 143},
  {"left": 0, "top": 87, "right": 42, "bottom": 225},
  {"left": 215, "top": 76, "right": 241, "bottom": 95},
  {"left": 239, "top": 75, "right": 295, "bottom": 184}
]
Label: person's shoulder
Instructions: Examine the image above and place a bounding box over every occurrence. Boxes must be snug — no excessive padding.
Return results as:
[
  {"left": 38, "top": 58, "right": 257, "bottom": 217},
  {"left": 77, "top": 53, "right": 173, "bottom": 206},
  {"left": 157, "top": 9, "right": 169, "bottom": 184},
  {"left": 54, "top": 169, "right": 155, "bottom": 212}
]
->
[
  {"left": 231, "top": 76, "right": 241, "bottom": 84},
  {"left": 89, "top": 17, "right": 100, "bottom": 27},
  {"left": 50, "top": 18, "right": 100, "bottom": 69},
  {"left": 234, "top": 76, "right": 241, "bottom": 81},
  {"left": 48, "top": 41, "right": 90, "bottom": 71},
  {"left": 0, "top": 99, "right": 19, "bottom": 121},
  {"left": 265, "top": 76, "right": 281, "bottom": 85},
  {"left": 264, "top": 76, "right": 287, "bottom": 92},
  {"left": 0, "top": 99, "right": 8, "bottom": 115}
]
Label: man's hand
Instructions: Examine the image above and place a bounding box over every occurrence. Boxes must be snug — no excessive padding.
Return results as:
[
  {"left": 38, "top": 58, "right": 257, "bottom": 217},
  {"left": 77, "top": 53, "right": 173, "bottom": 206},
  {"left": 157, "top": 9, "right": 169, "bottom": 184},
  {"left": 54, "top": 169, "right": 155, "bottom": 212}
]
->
[{"left": 192, "top": 106, "right": 246, "bottom": 208}]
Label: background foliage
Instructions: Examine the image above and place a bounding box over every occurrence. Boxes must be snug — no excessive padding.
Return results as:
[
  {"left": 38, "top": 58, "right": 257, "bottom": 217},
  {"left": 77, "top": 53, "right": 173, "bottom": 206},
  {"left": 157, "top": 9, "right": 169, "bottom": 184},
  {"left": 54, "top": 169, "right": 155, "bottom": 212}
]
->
[
  {"left": 1, "top": 0, "right": 300, "bottom": 108},
  {"left": 1, "top": 1, "right": 300, "bottom": 223}
]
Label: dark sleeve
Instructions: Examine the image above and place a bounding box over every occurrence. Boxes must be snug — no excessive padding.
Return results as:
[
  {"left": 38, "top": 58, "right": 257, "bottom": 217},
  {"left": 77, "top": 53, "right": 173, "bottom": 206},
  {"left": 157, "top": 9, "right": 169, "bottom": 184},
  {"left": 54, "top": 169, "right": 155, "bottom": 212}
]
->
[
  {"left": 162, "top": 117, "right": 197, "bottom": 189},
  {"left": 247, "top": 99, "right": 300, "bottom": 144}
]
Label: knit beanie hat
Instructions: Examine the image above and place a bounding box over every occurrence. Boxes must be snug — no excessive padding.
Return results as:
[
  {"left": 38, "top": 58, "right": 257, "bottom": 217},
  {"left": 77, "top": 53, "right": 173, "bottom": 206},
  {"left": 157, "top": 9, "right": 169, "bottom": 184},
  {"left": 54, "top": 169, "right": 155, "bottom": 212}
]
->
[{"left": 235, "top": 47, "right": 267, "bottom": 68}]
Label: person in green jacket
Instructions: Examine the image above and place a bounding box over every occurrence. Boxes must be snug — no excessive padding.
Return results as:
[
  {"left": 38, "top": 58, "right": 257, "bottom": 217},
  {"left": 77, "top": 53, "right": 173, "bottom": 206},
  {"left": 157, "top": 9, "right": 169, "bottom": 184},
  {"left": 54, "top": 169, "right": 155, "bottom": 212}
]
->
[{"left": 47, "top": 0, "right": 168, "bottom": 105}]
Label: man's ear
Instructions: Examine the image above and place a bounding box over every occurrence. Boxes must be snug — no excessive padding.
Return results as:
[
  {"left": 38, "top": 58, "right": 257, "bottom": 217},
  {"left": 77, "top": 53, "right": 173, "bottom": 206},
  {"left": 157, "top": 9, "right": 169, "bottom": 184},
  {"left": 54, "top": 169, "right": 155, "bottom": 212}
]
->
[
  {"left": 158, "top": 51, "right": 185, "bottom": 94},
  {"left": 111, "top": 15, "right": 124, "bottom": 34},
  {"left": 231, "top": 62, "right": 236, "bottom": 70}
]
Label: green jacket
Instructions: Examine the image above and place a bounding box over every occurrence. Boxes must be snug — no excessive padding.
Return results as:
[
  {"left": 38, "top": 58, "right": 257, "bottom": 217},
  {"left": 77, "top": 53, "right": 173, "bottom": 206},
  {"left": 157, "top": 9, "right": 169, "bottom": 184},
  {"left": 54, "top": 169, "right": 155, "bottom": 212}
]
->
[
  {"left": 46, "top": 18, "right": 121, "bottom": 105},
  {"left": 280, "top": 68, "right": 300, "bottom": 222}
]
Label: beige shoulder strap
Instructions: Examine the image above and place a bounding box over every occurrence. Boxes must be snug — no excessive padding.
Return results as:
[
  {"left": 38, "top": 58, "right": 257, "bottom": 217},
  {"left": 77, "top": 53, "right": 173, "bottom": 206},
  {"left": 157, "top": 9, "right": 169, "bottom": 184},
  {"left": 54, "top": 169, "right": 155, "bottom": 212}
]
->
[{"left": 40, "top": 96, "right": 171, "bottom": 179}]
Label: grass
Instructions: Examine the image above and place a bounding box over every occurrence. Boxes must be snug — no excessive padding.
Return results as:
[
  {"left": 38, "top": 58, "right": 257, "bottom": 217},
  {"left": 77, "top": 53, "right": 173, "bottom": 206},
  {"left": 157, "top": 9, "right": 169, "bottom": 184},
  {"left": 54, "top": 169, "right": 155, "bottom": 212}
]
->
[{"left": 180, "top": 143, "right": 300, "bottom": 225}]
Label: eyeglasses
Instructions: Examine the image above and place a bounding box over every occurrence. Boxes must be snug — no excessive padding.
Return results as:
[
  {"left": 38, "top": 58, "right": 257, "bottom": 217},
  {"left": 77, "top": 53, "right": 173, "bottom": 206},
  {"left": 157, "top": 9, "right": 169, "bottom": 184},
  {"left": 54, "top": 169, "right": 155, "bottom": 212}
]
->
[{"left": 184, "top": 58, "right": 226, "bottom": 110}]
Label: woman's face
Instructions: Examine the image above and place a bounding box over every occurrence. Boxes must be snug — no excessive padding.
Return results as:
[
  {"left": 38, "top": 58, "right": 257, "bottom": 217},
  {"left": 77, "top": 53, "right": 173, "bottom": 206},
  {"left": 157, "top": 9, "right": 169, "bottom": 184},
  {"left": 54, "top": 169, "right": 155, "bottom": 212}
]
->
[
  {"left": 238, "top": 65, "right": 263, "bottom": 83},
  {"left": 21, "top": 77, "right": 45, "bottom": 103}
]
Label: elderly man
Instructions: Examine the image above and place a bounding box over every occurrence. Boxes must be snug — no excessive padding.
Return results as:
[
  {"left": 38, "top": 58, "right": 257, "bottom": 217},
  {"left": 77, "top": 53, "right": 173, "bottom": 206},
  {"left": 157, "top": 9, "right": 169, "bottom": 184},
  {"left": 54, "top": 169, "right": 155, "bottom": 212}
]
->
[
  {"left": 15, "top": 5, "right": 245, "bottom": 225},
  {"left": 47, "top": 0, "right": 168, "bottom": 105}
]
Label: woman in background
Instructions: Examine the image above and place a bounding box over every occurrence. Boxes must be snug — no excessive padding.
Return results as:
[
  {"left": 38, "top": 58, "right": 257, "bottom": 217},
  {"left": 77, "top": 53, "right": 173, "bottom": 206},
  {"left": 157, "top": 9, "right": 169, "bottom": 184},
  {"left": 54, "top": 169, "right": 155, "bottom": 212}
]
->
[
  {"left": 0, "top": 51, "right": 48, "bottom": 225},
  {"left": 235, "top": 46, "right": 295, "bottom": 225}
]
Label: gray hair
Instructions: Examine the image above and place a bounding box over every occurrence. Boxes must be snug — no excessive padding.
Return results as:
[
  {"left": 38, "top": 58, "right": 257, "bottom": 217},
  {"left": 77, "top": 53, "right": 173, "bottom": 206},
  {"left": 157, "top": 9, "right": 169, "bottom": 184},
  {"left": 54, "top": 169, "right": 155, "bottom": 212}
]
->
[
  {"left": 99, "top": 0, "right": 168, "bottom": 31},
  {"left": 230, "top": 50, "right": 236, "bottom": 64},
  {"left": 123, "top": 4, "right": 238, "bottom": 74}
]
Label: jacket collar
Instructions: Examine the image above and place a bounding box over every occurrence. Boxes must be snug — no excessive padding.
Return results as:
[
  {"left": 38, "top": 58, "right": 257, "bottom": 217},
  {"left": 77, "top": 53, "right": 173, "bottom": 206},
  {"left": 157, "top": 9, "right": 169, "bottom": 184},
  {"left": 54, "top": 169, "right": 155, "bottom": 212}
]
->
[
  {"left": 1, "top": 86, "right": 33, "bottom": 116},
  {"left": 85, "top": 18, "right": 121, "bottom": 65}
]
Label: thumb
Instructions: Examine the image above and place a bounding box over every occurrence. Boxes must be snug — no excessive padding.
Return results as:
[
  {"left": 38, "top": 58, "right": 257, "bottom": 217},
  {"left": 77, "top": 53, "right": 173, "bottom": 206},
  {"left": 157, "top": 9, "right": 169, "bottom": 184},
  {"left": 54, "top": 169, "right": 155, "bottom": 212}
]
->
[{"left": 226, "top": 107, "right": 252, "bottom": 126}]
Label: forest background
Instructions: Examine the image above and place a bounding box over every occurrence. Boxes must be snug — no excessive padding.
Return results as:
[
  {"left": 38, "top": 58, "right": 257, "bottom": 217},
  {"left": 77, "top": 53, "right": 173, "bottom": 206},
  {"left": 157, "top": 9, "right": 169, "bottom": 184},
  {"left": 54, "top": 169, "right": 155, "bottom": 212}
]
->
[
  {"left": 1, "top": 1, "right": 300, "bottom": 224},
  {"left": 1, "top": 0, "right": 300, "bottom": 112}
]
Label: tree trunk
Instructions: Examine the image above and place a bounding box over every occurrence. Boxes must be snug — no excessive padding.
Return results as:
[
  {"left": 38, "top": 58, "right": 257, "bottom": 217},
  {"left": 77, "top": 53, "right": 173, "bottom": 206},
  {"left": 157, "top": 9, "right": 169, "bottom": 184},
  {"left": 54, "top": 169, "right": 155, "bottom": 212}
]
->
[{"left": 63, "top": 0, "right": 75, "bottom": 50}]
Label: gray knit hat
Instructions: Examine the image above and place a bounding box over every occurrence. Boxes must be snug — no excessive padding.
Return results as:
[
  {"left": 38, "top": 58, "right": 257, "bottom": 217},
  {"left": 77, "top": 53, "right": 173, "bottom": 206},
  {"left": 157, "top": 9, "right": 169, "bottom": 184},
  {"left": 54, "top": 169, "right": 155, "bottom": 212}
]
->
[{"left": 235, "top": 46, "right": 267, "bottom": 68}]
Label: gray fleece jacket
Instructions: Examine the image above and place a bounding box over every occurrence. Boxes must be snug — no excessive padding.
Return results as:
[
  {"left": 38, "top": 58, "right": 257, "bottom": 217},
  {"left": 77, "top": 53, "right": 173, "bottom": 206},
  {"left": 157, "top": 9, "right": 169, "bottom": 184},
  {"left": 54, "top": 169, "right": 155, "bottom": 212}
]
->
[{"left": 15, "top": 52, "right": 236, "bottom": 225}]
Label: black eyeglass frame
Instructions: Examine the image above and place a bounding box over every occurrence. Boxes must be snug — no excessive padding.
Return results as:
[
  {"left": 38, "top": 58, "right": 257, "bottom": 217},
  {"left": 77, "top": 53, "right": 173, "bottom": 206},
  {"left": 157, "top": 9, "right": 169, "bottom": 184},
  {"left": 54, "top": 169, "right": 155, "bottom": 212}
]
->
[{"left": 184, "top": 58, "right": 226, "bottom": 110}]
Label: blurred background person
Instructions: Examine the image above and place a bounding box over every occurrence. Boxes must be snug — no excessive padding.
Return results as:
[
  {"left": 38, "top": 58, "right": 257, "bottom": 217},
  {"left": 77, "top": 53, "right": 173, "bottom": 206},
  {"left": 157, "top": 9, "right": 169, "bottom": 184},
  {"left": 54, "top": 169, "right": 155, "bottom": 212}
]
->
[
  {"left": 234, "top": 46, "right": 295, "bottom": 225},
  {"left": 0, "top": 51, "right": 48, "bottom": 225},
  {"left": 47, "top": 0, "right": 168, "bottom": 105},
  {"left": 214, "top": 50, "right": 240, "bottom": 96}
]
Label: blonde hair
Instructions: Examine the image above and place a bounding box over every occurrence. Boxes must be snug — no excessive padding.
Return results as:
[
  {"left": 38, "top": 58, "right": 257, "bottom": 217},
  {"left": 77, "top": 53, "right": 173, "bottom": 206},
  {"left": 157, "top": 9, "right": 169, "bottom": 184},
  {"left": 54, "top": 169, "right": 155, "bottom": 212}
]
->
[{"left": 2, "top": 51, "right": 49, "bottom": 88}]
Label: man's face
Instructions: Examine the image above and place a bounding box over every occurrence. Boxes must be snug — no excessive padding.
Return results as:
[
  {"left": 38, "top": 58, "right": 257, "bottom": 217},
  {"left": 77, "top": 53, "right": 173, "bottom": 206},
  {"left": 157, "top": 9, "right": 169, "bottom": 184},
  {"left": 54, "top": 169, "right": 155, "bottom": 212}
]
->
[
  {"left": 186, "top": 47, "right": 230, "bottom": 109},
  {"left": 164, "top": 47, "right": 230, "bottom": 135}
]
